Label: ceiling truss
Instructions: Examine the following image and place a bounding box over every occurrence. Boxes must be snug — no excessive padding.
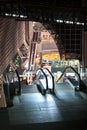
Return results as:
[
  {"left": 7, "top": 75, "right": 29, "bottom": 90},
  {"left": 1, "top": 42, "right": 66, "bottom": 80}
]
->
[{"left": 0, "top": 1, "right": 87, "bottom": 26}]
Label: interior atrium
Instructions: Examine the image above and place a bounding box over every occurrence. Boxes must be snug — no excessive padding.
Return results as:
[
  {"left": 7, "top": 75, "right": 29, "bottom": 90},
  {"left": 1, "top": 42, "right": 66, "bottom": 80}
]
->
[{"left": 0, "top": 0, "right": 87, "bottom": 130}]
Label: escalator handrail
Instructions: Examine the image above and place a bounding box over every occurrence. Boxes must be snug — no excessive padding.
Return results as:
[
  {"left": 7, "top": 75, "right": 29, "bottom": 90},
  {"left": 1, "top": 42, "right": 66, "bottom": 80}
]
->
[
  {"left": 36, "top": 68, "right": 48, "bottom": 90},
  {"left": 15, "top": 69, "right": 21, "bottom": 95},
  {"left": 43, "top": 68, "right": 55, "bottom": 91},
  {"left": 6, "top": 70, "right": 21, "bottom": 95},
  {"left": 56, "top": 66, "right": 81, "bottom": 88}
]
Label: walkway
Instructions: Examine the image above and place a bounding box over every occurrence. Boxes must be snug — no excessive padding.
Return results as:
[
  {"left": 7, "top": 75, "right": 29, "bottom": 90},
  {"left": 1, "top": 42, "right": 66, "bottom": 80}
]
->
[{"left": 0, "top": 83, "right": 87, "bottom": 129}]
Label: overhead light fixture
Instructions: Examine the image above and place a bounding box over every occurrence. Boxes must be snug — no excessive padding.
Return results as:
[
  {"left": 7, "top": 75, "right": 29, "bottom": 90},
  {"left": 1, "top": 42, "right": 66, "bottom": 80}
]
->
[
  {"left": 65, "top": 20, "right": 73, "bottom": 24},
  {"left": 56, "top": 19, "right": 85, "bottom": 26},
  {"left": 20, "top": 15, "right": 27, "bottom": 18},
  {"left": 12, "top": 14, "right": 19, "bottom": 17},
  {"left": 5, "top": 13, "right": 11, "bottom": 16},
  {"left": 75, "top": 22, "right": 84, "bottom": 25},
  {"left": 56, "top": 19, "right": 63, "bottom": 23}
]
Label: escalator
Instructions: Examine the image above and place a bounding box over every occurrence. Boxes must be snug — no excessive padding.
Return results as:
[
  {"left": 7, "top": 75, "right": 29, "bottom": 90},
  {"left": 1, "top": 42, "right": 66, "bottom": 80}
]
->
[
  {"left": 36, "top": 66, "right": 87, "bottom": 95},
  {"left": 3, "top": 67, "right": 21, "bottom": 107},
  {"left": 55, "top": 66, "right": 87, "bottom": 92},
  {"left": 36, "top": 68, "right": 54, "bottom": 95}
]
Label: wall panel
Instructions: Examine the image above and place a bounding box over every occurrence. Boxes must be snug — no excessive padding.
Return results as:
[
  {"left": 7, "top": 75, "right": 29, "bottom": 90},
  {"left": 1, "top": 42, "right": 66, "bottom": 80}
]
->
[{"left": 0, "top": 17, "right": 25, "bottom": 74}]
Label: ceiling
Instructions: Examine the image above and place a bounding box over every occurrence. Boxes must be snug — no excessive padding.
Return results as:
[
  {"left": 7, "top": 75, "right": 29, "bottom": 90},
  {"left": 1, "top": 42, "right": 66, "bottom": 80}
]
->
[{"left": 0, "top": 0, "right": 87, "bottom": 25}]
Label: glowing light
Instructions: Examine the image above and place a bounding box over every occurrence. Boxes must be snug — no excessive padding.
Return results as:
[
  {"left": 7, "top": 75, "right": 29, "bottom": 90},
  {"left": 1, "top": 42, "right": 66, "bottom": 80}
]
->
[
  {"left": 65, "top": 20, "right": 73, "bottom": 24},
  {"left": 56, "top": 19, "right": 63, "bottom": 23},
  {"left": 5, "top": 13, "right": 11, "bottom": 16},
  {"left": 20, "top": 15, "right": 27, "bottom": 18},
  {"left": 56, "top": 19, "right": 85, "bottom": 26},
  {"left": 12, "top": 14, "right": 19, "bottom": 17}
]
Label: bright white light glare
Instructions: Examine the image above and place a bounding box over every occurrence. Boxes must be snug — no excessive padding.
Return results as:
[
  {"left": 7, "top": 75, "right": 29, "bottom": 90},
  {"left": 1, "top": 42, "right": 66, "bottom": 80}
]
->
[
  {"left": 5, "top": 13, "right": 11, "bottom": 16},
  {"left": 56, "top": 19, "right": 84, "bottom": 26},
  {"left": 75, "top": 22, "right": 84, "bottom": 25},
  {"left": 20, "top": 15, "right": 27, "bottom": 18},
  {"left": 65, "top": 20, "right": 73, "bottom": 24},
  {"left": 69, "top": 21, "right": 73, "bottom": 24},
  {"left": 76, "top": 22, "right": 80, "bottom": 25},
  {"left": 4, "top": 14, "right": 85, "bottom": 26},
  {"left": 11, "top": 14, "right": 19, "bottom": 17},
  {"left": 5, "top": 13, "right": 19, "bottom": 17},
  {"left": 65, "top": 21, "right": 69, "bottom": 23},
  {"left": 20, "top": 15, "right": 24, "bottom": 18},
  {"left": 81, "top": 23, "right": 84, "bottom": 25},
  {"left": 56, "top": 19, "right": 63, "bottom": 23},
  {"left": 5, "top": 13, "right": 27, "bottom": 18},
  {"left": 12, "top": 14, "right": 17, "bottom": 17}
]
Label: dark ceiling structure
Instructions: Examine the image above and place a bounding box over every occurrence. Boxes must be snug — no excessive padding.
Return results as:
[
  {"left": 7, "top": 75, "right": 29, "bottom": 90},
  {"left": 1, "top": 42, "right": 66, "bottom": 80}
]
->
[
  {"left": 0, "top": 0, "right": 86, "bottom": 65},
  {"left": 0, "top": 0, "right": 87, "bottom": 26}
]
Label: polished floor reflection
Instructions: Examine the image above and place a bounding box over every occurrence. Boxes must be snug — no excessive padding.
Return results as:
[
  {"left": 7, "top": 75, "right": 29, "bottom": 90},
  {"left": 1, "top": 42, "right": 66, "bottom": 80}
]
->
[
  {"left": 1, "top": 84, "right": 87, "bottom": 129},
  {"left": 8, "top": 84, "right": 87, "bottom": 123}
]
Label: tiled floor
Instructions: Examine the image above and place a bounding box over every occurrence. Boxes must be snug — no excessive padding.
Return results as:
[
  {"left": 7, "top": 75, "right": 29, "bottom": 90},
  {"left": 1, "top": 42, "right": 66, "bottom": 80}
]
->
[{"left": 1, "top": 83, "right": 87, "bottom": 129}]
